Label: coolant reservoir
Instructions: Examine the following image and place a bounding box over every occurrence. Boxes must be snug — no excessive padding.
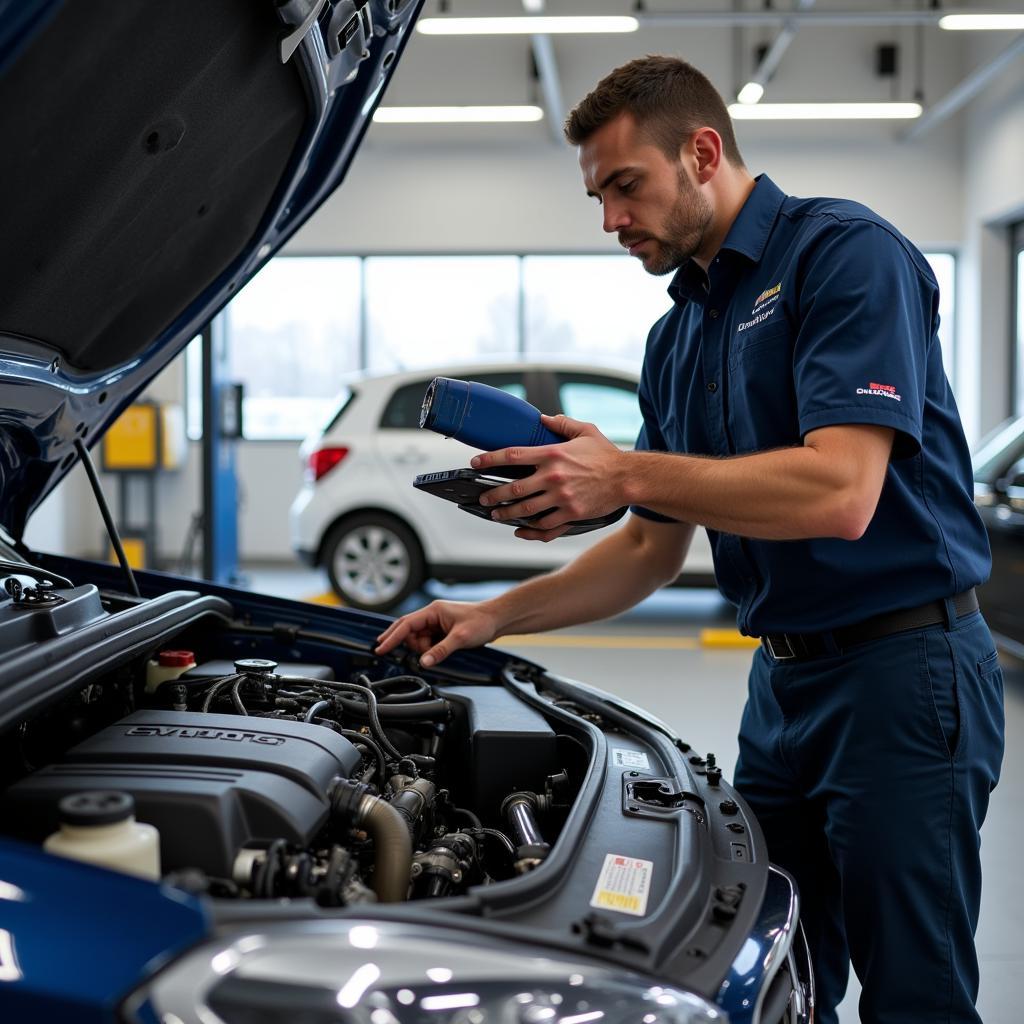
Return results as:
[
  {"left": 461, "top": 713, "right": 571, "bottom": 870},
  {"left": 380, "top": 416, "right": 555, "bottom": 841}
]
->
[
  {"left": 145, "top": 649, "right": 197, "bottom": 693},
  {"left": 43, "top": 791, "right": 161, "bottom": 880}
]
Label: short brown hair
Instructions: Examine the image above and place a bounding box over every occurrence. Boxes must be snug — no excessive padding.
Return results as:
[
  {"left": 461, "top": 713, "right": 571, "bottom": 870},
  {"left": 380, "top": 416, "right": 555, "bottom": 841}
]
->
[{"left": 564, "top": 55, "right": 744, "bottom": 168}]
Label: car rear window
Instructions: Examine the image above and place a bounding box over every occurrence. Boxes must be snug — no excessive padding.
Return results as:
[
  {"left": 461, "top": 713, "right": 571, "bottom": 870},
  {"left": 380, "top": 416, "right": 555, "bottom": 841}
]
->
[
  {"left": 321, "top": 387, "right": 357, "bottom": 434},
  {"left": 555, "top": 373, "right": 641, "bottom": 446}
]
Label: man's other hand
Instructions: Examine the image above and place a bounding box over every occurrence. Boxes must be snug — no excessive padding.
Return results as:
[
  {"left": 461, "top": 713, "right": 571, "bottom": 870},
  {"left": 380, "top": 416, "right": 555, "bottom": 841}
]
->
[
  {"left": 470, "top": 414, "right": 626, "bottom": 534},
  {"left": 374, "top": 600, "right": 500, "bottom": 668}
]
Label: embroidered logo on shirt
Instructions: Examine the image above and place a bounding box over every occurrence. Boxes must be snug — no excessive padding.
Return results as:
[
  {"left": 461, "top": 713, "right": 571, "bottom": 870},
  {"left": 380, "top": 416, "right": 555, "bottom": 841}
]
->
[
  {"left": 856, "top": 381, "right": 902, "bottom": 402},
  {"left": 737, "top": 282, "right": 782, "bottom": 332}
]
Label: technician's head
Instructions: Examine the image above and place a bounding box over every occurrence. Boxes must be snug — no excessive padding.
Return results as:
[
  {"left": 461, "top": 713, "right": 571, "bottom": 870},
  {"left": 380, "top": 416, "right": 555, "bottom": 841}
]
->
[{"left": 565, "top": 56, "right": 749, "bottom": 275}]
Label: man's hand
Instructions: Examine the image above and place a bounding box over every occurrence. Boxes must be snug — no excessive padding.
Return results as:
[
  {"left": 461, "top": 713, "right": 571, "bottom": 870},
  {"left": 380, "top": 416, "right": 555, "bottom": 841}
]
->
[
  {"left": 471, "top": 414, "right": 627, "bottom": 539},
  {"left": 374, "top": 600, "right": 500, "bottom": 668}
]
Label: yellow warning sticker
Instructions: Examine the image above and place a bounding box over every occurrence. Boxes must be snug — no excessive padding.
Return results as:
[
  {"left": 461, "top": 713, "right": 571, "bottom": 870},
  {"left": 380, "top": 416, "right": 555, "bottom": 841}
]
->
[{"left": 589, "top": 853, "right": 653, "bottom": 917}]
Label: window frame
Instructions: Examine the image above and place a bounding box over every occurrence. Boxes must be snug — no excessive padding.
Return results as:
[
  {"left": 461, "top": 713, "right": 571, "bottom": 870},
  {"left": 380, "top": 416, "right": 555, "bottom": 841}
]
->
[{"left": 1011, "top": 223, "right": 1024, "bottom": 418}]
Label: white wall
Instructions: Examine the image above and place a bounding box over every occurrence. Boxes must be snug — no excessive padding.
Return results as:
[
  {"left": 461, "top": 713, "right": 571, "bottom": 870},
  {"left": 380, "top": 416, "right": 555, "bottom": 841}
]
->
[{"left": 292, "top": 124, "right": 965, "bottom": 255}]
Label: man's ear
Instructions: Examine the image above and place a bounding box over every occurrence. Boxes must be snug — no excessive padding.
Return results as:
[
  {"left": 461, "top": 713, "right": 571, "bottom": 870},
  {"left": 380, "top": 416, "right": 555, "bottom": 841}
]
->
[{"left": 689, "top": 127, "right": 723, "bottom": 184}]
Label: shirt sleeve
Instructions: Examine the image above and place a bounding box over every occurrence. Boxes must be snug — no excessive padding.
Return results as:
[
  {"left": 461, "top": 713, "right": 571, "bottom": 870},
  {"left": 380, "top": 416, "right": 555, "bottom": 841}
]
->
[
  {"left": 793, "top": 218, "right": 936, "bottom": 459},
  {"left": 630, "top": 352, "right": 680, "bottom": 524}
]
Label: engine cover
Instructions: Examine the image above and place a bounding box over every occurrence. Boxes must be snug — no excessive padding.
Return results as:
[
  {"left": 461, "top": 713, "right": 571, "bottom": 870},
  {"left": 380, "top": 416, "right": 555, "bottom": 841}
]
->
[{"left": 2, "top": 711, "right": 361, "bottom": 877}]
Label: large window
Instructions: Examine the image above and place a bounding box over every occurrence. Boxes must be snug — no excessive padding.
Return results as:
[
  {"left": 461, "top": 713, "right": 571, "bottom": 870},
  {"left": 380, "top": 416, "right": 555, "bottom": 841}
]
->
[
  {"left": 185, "top": 257, "right": 362, "bottom": 441},
  {"left": 523, "top": 256, "right": 673, "bottom": 360},
  {"left": 189, "top": 249, "right": 956, "bottom": 439},
  {"left": 364, "top": 256, "right": 520, "bottom": 373}
]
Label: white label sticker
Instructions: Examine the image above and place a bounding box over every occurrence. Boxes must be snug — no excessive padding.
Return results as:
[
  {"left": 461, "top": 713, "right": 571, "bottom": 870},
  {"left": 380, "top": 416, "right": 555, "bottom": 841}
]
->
[
  {"left": 589, "top": 853, "right": 654, "bottom": 917},
  {"left": 611, "top": 749, "right": 650, "bottom": 770}
]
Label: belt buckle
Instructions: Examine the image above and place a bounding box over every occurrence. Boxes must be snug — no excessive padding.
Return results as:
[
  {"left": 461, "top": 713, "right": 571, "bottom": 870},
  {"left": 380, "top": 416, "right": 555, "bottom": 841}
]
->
[{"left": 764, "top": 634, "right": 796, "bottom": 661}]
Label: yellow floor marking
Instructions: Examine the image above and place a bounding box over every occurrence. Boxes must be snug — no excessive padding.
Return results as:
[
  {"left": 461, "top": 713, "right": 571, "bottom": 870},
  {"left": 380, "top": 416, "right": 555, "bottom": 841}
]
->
[
  {"left": 699, "top": 628, "right": 760, "bottom": 649},
  {"left": 497, "top": 634, "right": 700, "bottom": 650},
  {"left": 305, "top": 592, "right": 343, "bottom": 606}
]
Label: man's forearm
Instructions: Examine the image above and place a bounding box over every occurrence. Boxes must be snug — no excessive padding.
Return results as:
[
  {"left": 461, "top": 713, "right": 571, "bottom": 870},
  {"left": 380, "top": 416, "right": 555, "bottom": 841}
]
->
[
  {"left": 617, "top": 426, "right": 894, "bottom": 542},
  {"left": 483, "top": 519, "right": 692, "bottom": 637}
]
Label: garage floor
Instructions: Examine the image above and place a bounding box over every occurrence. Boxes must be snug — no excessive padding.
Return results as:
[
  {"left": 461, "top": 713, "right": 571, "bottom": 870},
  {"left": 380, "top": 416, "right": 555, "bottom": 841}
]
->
[{"left": 245, "top": 566, "right": 1024, "bottom": 1023}]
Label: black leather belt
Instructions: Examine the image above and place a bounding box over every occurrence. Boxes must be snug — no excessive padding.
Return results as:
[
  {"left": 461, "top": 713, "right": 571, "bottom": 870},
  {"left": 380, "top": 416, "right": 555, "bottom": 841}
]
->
[{"left": 760, "top": 588, "right": 980, "bottom": 661}]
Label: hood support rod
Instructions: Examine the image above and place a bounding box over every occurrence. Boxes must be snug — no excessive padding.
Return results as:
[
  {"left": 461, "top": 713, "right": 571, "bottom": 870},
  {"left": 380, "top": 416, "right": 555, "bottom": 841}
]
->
[{"left": 74, "top": 439, "right": 141, "bottom": 598}]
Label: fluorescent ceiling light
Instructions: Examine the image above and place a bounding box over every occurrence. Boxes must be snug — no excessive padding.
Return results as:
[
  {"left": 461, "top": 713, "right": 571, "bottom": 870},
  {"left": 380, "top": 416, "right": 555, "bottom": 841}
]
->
[
  {"left": 736, "top": 82, "right": 765, "bottom": 105},
  {"left": 939, "top": 13, "right": 1024, "bottom": 30},
  {"left": 416, "top": 16, "right": 639, "bottom": 35},
  {"left": 374, "top": 105, "right": 544, "bottom": 123},
  {"left": 728, "top": 101, "right": 922, "bottom": 120}
]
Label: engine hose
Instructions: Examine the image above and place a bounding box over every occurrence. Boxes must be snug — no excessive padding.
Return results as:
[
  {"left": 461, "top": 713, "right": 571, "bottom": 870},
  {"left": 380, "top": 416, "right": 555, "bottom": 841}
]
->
[
  {"left": 357, "top": 793, "right": 413, "bottom": 903},
  {"left": 451, "top": 806, "right": 482, "bottom": 829},
  {"left": 368, "top": 675, "right": 432, "bottom": 703},
  {"left": 502, "top": 792, "right": 550, "bottom": 866},
  {"left": 280, "top": 674, "right": 406, "bottom": 762},
  {"left": 478, "top": 827, "right": 516, "bottom": 860},
  {"left": 200, "top": 674, "right": 246, "bottom": 713},
  {"left": 229, "top": 676, "right": 249, "bottom": 715},
  {"left": 333, "top": 694, "right": 450, "bottom": 721},
  {"left": 352, "top": 674, "right": 414, "bottom": 760},
  {"left": 337, "top": 729, "right": 387, "bottom": 785},
  {"left": 389, "top": 777, "right": 437, "bottom": 840},
  {"left": 304, "top": 700, "right": 332, "bottom": 723}
]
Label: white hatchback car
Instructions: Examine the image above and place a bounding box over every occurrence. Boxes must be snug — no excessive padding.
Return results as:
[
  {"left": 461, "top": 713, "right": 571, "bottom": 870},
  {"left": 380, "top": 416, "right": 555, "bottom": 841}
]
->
[{"left": 290, "top": 361, "right": 716, "bottom": 611}]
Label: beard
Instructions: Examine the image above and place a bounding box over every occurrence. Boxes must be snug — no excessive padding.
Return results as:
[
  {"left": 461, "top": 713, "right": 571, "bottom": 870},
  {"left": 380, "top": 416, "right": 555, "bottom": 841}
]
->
[{"left": 624, "top": 170, "right": 713, "bottom": 276}]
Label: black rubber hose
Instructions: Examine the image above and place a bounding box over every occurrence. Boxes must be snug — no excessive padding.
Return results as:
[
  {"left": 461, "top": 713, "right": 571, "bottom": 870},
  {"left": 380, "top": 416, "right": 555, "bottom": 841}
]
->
[
  {"left": 229, "top": 676, "right": 249, "bottom": 715},
  {"left": 285, "top": 674, "right": 407, "bottom": 764},
  {"left": 333, "top": 694, "right": 450, "bottom": 721},
  {"left": 478, "top": 827, "right": 516, "bottom": 860},
  {"left": 304, "top": 700, "right": 332, "bottom": 723},
  {"left": 201, "top": 674, "right": 246, "bottom": 713},
  {"left": 368, "top": 675, "right": 432, "bottom": 703},
  {"left": 337, "top": 729, "right": 388, "bottom": 785},
  {"left": 451, "top": 806, "right": 482, "bottom": 829}
]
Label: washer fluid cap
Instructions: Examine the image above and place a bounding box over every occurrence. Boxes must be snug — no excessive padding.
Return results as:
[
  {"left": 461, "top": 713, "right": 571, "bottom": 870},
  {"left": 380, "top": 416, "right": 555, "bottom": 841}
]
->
[
  {"left": 158, "top": 650, "right": 196, "bottom": 667},
  {"left": 58, "top": 790, "right": 135, "bottom": 826}
]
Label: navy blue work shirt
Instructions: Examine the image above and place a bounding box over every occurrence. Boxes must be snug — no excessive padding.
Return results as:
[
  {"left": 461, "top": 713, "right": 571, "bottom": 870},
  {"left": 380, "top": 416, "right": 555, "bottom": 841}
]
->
[{"left": 632, "top": 174, "right": 990, "bottom": 635}]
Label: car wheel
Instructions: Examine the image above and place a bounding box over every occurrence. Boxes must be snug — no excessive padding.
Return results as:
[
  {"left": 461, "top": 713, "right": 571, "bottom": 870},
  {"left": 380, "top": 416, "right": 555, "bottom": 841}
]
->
[{"left": 323, "top": 514, "right": 425, "bottom": 612}]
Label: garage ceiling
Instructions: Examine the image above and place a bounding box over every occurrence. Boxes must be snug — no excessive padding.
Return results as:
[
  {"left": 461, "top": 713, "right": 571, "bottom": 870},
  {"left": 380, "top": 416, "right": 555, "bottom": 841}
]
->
[{"left": 375, "top": 0, "right": 1024, "bottom": 144}]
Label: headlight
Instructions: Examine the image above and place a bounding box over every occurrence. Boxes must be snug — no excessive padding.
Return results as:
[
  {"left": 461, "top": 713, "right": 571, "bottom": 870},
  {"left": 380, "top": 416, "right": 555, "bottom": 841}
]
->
[{"left": 122, "top": 919, "right": 727, "bottom": 1024}]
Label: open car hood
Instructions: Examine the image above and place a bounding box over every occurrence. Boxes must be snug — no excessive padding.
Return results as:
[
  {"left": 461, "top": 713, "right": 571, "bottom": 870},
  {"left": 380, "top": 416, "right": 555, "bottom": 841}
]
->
[{"left": 0, "top": 0, "right": 421, "bottom": 541}]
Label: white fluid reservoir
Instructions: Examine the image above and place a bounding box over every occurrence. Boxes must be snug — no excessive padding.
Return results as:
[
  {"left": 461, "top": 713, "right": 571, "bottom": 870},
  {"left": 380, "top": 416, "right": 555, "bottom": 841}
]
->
[{"left": 43, "top": 790, "right": 160, "bottom": 880}]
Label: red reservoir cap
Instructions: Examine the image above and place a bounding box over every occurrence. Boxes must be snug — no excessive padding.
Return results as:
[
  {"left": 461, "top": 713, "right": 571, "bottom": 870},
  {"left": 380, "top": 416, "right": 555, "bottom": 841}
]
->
[{"left": 158, "top": 650, "right": 196, "bottom": 667}]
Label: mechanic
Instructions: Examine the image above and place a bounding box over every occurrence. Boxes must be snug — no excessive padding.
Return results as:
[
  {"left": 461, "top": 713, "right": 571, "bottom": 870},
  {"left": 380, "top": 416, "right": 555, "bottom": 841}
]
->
[{"left": 376, "top": 57, "right": 1004, "bottom": 1024}]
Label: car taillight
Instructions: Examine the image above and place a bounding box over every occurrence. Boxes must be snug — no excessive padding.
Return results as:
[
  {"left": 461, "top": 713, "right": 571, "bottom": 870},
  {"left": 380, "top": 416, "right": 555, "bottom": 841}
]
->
[{"left": 308, "top": 447, "right": 349, "bottom": 482}]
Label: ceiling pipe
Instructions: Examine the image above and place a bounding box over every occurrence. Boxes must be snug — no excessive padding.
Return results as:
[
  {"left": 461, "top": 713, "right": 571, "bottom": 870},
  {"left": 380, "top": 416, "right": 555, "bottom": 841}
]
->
[
  {"left": 525, "top": 0, "right": 566, "bottom": 144},
  {"left": 903, "top": 32, "right": 1024, "bottom": 140},
  {"left": 742, "top": 0, "right": 817, "bottom": 101}
]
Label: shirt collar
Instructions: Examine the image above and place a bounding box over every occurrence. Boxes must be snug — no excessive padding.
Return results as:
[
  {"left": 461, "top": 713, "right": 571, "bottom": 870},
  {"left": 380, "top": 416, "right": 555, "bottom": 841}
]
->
[{"left": 668, "top": 174, "right": 786, "bottom": 306}]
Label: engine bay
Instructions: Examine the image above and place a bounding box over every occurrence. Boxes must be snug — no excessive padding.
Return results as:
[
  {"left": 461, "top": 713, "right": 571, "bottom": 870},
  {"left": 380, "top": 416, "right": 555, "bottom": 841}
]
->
[{"left": 0, "top": 561, "right": 588, "bottom": 908}]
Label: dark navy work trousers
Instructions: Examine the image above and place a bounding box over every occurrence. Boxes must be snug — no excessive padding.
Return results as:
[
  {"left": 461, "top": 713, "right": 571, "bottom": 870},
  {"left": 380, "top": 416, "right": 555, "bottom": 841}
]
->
[{"left": 734, "top": 608, "right": 1004, "bottom": 1024}]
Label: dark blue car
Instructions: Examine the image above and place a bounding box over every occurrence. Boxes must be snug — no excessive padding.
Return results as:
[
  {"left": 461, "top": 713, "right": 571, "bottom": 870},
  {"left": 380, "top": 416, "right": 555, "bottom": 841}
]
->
[{"left": 0, "top": 3, "right": 812, "bottom": 1022}]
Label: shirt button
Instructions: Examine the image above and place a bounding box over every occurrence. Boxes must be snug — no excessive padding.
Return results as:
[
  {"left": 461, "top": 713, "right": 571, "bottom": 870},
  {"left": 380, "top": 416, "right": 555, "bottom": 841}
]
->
[
  {"left": 709, "top": 309, "right": 720, "bottom": 319},
  {"left": 707, "top": 381, "right": 718, "bottom": 393}
]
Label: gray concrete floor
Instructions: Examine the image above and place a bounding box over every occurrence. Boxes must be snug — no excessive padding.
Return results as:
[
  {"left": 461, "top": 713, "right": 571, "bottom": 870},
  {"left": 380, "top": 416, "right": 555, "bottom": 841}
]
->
[{"left": 242, "top": 566, "right": 1024, "bottom": 1023}]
